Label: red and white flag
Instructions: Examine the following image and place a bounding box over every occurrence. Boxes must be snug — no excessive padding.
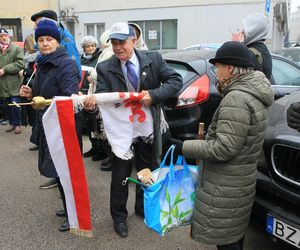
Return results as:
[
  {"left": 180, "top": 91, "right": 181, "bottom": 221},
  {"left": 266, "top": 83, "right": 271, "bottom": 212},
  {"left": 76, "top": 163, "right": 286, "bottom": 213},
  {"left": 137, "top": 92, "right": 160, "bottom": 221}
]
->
[
  {"left": 42, "top": 93, "right": 154, "bottom": 237},
  {"left": 43, "top": 97, "right": 92, "bottom": 237}
]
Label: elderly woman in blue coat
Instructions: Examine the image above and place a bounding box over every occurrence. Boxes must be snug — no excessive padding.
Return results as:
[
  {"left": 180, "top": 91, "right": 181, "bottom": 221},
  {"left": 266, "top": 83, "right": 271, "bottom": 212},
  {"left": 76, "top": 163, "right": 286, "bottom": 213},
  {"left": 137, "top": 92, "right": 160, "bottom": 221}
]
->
[{"left": 20, "top": 20, "right": 81, "bottom": 232}]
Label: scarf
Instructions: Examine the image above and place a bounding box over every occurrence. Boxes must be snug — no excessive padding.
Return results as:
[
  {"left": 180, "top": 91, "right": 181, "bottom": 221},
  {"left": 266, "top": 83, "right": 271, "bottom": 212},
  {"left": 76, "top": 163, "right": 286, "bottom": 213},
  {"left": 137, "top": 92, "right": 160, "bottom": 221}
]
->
[
  {"left": 36, "top": 53, "right": 52, "bottom": 65},
  {"left": 0, "top": 42, "right": 10, "bottom": 53},
  {"left": 82, "top": 52, "right": 93, "bottom": 60}
]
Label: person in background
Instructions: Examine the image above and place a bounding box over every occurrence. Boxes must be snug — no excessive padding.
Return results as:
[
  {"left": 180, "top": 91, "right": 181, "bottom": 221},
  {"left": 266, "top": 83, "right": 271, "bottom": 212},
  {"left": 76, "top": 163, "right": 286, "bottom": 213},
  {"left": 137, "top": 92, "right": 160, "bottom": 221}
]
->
[
  {"left": 89, "top": 29, "right": 115, "bottom": 171},
  {"left": 19, "top": 34, "right": 39, "bottom": 150},
  {"left": 80, "top": 35, "right": 107, "bottom": 162},
  {"left": 98, "top": 29, "right": 114, "bottom": 63},
  {"left": 20, "top": 20, "right": 81, "bottom": 232},
  {"left": 128, "top": 23, "right": 148, "bottom": 50},
  {"left": 241, "top": 13, "right": 272, "bottom": 80},
  {"left": 84, "top": 22, "right": 182, "bottom": 238},
  {"left": 31, "top": 10, "right": 81, "bottom": 79},
  {"left": 0, "top": 28, "right": 24, "bottom": 134},
  {"left": 31, "top": 9, "right": 81, "bottom": 189},
  {"left": 172, "top": 41, "right": 273, "bottom": 250}
]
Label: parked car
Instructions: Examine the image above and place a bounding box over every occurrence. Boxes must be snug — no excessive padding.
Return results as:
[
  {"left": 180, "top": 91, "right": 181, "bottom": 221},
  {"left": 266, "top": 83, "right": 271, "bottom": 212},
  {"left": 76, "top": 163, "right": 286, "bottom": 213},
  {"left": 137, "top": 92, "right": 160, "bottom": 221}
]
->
[
  {"left": 162, "top": 50, "right": 300, "bottom": 248},
  {"left": 183, "top": 43, "right": 221, "bottom": 51},
  {"left": 273, "top": 47, "right": 300, "bottom": 66},
  {"left": 252, "top": 91, "right": 300, "bottom": 249},
  {"left": 162, "top": 50, "right": 300, "bottom": 140}
]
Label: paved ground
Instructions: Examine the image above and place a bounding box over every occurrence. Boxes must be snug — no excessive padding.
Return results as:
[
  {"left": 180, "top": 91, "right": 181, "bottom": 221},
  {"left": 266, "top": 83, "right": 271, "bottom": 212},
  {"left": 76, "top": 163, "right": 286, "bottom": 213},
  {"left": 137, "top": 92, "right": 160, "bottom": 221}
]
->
[{"left": 0, "top": 125, "right": 294, "bottom": 250}]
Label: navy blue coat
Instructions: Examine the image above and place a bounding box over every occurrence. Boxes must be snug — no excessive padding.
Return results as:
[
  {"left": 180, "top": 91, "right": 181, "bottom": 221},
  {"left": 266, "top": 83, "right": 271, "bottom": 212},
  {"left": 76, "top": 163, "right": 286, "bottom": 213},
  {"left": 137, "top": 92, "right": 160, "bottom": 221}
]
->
[{"left": 32, "top": 48, "right": 81, "bottom": 178}]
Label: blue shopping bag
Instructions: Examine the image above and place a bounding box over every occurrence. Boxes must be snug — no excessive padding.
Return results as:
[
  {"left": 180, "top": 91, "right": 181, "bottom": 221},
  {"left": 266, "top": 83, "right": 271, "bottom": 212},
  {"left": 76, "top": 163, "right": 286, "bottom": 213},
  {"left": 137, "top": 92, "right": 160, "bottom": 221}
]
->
[{"left": 143, "top": 145, "right": 200, "bottom": 236}]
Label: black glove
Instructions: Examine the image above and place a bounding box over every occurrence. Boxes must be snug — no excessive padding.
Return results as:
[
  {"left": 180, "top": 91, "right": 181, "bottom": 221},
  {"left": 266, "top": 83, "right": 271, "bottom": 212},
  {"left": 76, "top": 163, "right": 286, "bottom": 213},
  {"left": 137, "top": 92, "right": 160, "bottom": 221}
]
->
[
  {"left": 287, "top": 102, "right": 300, "bottom": 131},
  {"left": 169, "top": 138, "right": 183, "bottom": 156}
]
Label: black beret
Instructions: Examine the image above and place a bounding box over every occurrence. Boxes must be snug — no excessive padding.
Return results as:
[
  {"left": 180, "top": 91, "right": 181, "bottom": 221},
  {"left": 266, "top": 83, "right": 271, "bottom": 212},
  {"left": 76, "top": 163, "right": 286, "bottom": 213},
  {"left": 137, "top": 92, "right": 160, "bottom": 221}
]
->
[{"left": 31, "top": 10, "right": 58, "bottom": 22}]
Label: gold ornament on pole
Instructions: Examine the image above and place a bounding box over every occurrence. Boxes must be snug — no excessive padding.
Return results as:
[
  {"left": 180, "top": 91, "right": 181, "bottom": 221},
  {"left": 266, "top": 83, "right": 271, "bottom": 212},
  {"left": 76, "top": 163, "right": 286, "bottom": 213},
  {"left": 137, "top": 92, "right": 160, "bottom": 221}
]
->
[{"left": 8, "top": 96, "right": 52, "bottom": 110}]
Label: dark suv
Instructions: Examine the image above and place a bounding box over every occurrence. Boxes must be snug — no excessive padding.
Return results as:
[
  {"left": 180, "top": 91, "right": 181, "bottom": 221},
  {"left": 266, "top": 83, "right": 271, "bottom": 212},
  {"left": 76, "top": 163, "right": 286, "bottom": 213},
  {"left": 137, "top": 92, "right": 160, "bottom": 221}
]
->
[{"left": 252, "top": 91, "right": 300, "bottom": 248}]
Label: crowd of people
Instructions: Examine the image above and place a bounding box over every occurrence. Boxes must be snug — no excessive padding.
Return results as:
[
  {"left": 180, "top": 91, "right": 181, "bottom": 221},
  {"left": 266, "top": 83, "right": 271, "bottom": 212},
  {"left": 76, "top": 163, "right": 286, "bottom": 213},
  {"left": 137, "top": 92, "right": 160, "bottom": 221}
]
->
[{"left": 3, "top": 9, "right": 299, "bottom": 250}]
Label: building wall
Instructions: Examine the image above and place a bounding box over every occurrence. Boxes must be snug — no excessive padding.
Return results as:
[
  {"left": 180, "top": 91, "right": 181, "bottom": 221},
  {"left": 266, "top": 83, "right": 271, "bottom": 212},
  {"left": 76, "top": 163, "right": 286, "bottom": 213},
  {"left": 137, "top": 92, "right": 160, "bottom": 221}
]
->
[
  {"left": 0, "top": 0, "right": 59, "bottom": 41},
  {"left": 289, "top": 7, "right": 300, "bottom": 44},
  {"left": 64, "top": 1, "right": 272, "bottom": 50},
  {"left": 61, "top": 0, "right": 278, "bottom": 12}
]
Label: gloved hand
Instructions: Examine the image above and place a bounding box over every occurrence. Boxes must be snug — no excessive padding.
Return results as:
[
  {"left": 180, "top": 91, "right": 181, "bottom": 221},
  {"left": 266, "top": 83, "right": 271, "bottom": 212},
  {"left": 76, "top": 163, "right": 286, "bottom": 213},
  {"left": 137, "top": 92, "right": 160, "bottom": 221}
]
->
[
  {"left": 169, "top": 138, "right": 183, "bottom": 156},
  {"left": 287, "top": 102, "right": 300, "bottom": 131}
]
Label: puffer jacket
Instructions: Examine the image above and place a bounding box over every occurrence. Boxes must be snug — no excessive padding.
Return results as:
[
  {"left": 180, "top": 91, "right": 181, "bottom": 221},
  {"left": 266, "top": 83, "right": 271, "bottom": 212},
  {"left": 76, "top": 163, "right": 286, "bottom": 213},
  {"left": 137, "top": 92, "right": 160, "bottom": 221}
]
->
[
  {"left": 182, "top": 71, "right": 274, "bottom": 245},
  {"left": 0, "top": 43, "right": 24, "bottom": 97}
]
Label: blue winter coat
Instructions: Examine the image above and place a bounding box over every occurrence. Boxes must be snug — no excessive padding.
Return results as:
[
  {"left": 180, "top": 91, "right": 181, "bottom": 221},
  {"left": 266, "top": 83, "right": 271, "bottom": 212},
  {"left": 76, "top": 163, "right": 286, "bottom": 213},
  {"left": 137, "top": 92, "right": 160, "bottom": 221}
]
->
[
  {"left": 32, "top": 48, "right": 81, "bottom": 178},
  {"left": 58, "top": 24, "right": 82, "bottom": 80}
]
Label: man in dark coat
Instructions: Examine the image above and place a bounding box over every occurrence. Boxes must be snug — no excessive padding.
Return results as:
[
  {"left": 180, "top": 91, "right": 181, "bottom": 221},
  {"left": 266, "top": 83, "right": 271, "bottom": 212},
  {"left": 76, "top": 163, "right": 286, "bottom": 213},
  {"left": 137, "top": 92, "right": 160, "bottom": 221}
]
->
[{"left": 84, "top": 22, "right": 182, "bottom": 238}]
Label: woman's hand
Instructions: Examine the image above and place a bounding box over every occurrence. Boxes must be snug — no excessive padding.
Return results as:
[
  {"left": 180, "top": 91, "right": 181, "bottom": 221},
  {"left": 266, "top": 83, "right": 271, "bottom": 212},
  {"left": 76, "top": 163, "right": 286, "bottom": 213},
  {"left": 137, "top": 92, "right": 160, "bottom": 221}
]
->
[{"left": 20, "top": 85, "right": 33, "bottom": 99}]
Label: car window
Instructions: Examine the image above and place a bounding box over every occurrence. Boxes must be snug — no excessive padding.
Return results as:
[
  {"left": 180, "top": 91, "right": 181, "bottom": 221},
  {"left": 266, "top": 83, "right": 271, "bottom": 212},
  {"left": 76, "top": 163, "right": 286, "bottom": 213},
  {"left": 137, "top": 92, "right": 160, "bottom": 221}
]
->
[
  {"left": 272, "top": 58, "right": 300, "bottom": 86},
  {"left": 167, "top": 63, "right": 189, "bottom": 79},
  {"left": 274, "top": 50, "right": 300, "bottom": 65}
]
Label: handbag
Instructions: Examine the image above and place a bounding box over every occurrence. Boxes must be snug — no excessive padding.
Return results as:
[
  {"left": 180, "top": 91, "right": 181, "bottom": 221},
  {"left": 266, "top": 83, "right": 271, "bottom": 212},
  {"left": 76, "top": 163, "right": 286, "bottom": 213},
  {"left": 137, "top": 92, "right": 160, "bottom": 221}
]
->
[{"left": 143, "top": 145, "right": 201, "bottom": 236}]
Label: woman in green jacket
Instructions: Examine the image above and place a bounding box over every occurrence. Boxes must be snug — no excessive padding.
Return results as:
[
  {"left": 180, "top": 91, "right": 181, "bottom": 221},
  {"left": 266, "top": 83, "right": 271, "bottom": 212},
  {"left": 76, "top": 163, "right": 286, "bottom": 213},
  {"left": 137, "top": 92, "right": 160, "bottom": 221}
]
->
[{"left": 174, "top": 41, "right": 274, "bottom": 250}]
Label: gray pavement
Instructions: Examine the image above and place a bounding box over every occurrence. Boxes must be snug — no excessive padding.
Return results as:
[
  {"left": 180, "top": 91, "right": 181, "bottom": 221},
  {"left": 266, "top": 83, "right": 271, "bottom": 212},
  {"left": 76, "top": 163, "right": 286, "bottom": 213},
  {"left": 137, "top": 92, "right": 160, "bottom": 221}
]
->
[{"left": 0, "top": 125, "right": 293, "bottom": 250}]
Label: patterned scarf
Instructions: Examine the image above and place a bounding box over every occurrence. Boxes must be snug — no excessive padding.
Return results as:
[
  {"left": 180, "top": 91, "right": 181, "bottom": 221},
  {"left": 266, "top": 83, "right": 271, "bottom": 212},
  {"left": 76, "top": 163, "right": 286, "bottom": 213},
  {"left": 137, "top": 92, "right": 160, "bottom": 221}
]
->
[
  {"left": 216, "top": 76, "right": 235, "bottom": 94},
  {"left": 0, "top": 42, "right": 10, "bottom": 53},
  {"left": 216, "top": 69, "right": 253, "bottom": 95}
]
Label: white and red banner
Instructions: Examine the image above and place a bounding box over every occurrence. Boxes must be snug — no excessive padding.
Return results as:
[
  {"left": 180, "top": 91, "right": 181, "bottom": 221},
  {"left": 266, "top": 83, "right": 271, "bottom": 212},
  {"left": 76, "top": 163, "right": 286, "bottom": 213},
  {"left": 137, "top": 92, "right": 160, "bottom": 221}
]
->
[
  {"left": 42, "top": 92, "right": 154, "bottom": 237},
  {"left": 43, "top": 97, "right": 92, "bottom": 237},
  {"left": 73, "top": 92, "right": 154, "bottom": 159}
]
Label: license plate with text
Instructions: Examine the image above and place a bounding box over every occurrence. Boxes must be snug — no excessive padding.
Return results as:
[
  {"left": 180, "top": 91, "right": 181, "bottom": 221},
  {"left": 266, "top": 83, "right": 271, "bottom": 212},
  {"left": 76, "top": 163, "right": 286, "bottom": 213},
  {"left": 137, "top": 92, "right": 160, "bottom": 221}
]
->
[{"left": 267, "top": 214, "right": 300, "bottom": 249}]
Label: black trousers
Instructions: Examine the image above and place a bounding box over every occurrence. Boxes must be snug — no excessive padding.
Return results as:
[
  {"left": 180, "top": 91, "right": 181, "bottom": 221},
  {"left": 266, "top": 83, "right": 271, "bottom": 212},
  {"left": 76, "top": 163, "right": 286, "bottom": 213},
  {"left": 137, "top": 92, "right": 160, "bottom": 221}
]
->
[
  {"left": 110, "top": 139, "right": 153, "bottom": 223},
  {"left": 217, "top": 237, "right": 244, "bottom": 250},
  {"left": 57, "top": 177, "right": 68, "bottom": 219}
]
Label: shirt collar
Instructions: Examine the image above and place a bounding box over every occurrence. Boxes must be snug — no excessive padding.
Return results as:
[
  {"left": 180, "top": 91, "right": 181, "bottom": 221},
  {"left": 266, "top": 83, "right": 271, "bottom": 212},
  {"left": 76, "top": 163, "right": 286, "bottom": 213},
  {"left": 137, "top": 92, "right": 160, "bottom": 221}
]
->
[{"left": 121, "top": 51, "right": 138, "bottom": 67}]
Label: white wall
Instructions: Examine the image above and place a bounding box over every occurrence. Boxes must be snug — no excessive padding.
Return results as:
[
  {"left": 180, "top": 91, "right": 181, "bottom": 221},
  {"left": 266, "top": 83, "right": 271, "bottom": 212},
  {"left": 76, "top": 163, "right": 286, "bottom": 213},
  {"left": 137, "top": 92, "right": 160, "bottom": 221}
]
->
[
  {"left": 289, "top": 7, "right": 300, "bottom": 43},
  {"left": 68, "top": 2, "right": 273, "bottom": 50}
]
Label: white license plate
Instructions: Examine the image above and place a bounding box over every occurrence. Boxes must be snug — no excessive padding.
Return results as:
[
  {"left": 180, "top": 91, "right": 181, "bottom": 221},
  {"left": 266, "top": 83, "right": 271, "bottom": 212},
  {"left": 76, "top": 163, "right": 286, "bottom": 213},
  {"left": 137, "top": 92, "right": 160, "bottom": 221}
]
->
[{"left": 267, "top": 214, "right": 300, "bottom": 249}]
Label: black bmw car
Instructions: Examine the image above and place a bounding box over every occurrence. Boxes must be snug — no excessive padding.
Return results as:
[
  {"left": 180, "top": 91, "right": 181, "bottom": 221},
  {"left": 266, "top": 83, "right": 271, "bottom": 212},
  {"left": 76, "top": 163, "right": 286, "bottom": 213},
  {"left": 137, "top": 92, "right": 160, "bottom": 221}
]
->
[{"left": 252, "top": 91, "right": 300, "bottom": 249}]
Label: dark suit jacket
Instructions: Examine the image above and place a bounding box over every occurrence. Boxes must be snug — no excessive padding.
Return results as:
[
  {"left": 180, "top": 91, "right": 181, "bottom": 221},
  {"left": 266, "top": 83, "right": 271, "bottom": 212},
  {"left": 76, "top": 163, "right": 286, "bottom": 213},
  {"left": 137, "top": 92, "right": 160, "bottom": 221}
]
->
[{"left": 95, "top": 49, "right": 182, "bottom": 166}]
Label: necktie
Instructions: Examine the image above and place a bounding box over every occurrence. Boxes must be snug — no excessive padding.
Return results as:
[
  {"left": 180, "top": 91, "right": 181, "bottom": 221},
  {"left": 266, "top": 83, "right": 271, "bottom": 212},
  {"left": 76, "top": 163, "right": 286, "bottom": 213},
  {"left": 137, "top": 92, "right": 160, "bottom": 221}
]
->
[{"left": 125, "top": 61, "right": 138, "bottom": 91}]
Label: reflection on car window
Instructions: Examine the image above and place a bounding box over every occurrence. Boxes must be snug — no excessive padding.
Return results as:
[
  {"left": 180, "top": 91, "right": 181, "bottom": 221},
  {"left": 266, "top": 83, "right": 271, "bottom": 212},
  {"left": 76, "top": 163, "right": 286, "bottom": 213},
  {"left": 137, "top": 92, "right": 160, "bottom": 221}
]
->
[
  {"left": 167, "top": 63, "right": 189, "bottom": 79},
  {"left": 275, "top": 50, "right": 300, "bottom": 65},
  {"left": 272, "top": 58, "right": 300, "bottom": 86}
]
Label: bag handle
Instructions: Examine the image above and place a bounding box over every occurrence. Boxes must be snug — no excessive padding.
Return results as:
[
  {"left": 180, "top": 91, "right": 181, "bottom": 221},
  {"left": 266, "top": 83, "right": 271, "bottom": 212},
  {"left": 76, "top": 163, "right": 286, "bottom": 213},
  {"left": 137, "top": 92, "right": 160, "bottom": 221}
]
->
[
  {"left": 175, "top": 155, "right": 190, "bottom": 175},
  {"left": 159, "top": 145, "right": 175, "bottom": 170}
]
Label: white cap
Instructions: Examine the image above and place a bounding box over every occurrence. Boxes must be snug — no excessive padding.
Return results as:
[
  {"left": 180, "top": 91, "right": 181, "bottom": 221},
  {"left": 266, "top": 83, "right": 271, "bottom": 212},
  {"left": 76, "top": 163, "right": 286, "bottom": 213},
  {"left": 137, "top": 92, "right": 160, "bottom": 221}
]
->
[{"left": 108, "top": 22, "right": 135, "bottom": 41}]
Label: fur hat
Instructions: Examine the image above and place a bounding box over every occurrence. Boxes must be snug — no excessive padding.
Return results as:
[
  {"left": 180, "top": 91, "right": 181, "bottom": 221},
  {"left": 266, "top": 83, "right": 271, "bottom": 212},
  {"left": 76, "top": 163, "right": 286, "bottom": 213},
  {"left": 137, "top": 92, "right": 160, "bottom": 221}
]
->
[
  {"left": 34, "top": 20, "right": 61, "bottom": 42},
  {"left": 31, "top": 10, "right": 58, "bottom": 22},
  {"left": 80, "top": 35, "right": 98, "bottom": 48},
  {"left": 209, "top": 41, "right": 253, "bottom": 68}
]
